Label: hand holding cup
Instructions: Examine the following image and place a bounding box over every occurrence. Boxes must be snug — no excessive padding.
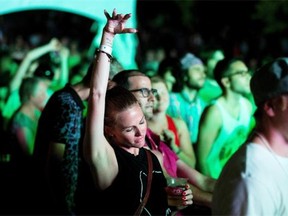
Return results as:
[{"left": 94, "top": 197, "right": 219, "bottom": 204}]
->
[{"left": 165, "top": 177, "right": 193, "bottom": 208}]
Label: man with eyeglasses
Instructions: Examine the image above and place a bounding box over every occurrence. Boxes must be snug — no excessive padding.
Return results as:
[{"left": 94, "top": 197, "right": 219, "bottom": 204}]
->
[
  {"left": 212, "top": 57, "right": 288, "bottom": 215},
  {"left": 112, "top": 70, "right": 157, "bottom": 120},
  {"left": 130, "top": 88, "right": 158, "bottom": 97},
  {"left": 197, "top": 57, "right": 255, "bottom": 179},
  {"left": 112, "top": 70, "right": 216, "bottom": 214},
  {"left": 129, "top": 87, "right": 158, "bottom": 117}
]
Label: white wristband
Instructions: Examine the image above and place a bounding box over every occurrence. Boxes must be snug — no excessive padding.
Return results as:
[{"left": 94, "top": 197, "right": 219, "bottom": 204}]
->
[{"left": 100, "top": 45, "right": 112, "bottom": 56}]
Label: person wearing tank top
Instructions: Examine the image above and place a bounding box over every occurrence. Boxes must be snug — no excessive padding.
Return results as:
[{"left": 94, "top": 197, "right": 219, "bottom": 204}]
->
[
  {"left": 213, "top": 57, "right": 288, "bottom": 215},
  {"left": 197, "top": 57, "right": 254, "bottom": 179},
  {"left": 205, "top": 98, "right": 251, "bottom": 178}
]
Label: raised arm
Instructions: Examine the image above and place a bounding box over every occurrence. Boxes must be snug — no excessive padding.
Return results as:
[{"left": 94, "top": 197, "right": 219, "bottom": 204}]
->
[
  {"left": 50, "top": 46, "right": 70, "bottom": 91},
  {"left": 9, "top": 38, "right": 61, "bottom": 93},
  {"left": 84, "top": 9, "right": 137, "bottom": 190}
]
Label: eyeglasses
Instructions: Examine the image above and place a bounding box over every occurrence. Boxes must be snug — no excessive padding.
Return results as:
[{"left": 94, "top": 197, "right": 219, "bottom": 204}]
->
[
  {"left": 225, "top": 70, "right": 252, "bottom": 78},
  {"left": 130, "top": 88, "right": 158, "bottom": 98}
]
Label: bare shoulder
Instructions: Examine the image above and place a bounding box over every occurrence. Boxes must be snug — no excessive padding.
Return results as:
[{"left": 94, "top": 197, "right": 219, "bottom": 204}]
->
[
  {"left": 172, "top": 116, "right": 188, "bottom": 130},
  {"left": 202, "top": 102, "right": 221, "bottom": 120},
  {"left": 196, "top": 100, "right": 223, "bottom": 132}
]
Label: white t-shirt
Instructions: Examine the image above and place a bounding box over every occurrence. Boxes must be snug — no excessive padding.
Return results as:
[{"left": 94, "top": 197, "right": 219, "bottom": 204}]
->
[{"left": 212, "top": 142, "right": 288, "bottom": 216}]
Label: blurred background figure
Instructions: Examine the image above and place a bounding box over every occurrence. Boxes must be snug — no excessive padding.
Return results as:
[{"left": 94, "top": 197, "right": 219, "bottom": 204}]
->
[
  {"left": 5, "top": 76, "right": 49, "bottom": 214},
  {"left": 0, "top": 50, "right": 19, "bottom": 111},
  {"left": 167, "top": 53, "right": 207, "bottom": 147},
  {"left": 1, "top": 38, "right": 69, "bottom": 129},
  {"left": 199, "top": 48, "right": 225, "bottom": 103},
  {"left": 157, "top": 56, "right": 183, "bottom": 93},
  {"left": 148, "top": 76, "right": 196, "bottom": 168},
  {"left": 8, "top": 77, "right": 49, "bottom": 161},
  {"left": 197, "top": 57, "right": 254, "bottom": 178},
  {"left": 141, "top": 47, "right": 166, "bottom": 77},
  {"left": 108, "top": 57, "right": 124, "bottom": 79}
]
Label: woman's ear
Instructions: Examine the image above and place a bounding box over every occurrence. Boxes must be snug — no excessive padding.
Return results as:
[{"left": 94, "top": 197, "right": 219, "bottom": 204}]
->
[{"left": 104, "top": 126, "right": 113, "bottom": 137}]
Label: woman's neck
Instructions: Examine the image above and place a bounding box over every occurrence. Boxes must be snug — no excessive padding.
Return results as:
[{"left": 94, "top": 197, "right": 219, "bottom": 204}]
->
[{"left": 123, "top": 146, "right": 140, "bottom": 156}]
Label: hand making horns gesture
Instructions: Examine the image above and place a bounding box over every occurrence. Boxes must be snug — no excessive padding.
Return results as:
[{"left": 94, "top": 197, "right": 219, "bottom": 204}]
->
[{"left": 104, "top": 8, "right": 137, "bottom": 35}]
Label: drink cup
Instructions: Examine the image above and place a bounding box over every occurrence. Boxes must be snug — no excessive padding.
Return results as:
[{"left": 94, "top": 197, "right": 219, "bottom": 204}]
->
[{"left": 166, "top": 177, "right": 188, "bottom": 196}]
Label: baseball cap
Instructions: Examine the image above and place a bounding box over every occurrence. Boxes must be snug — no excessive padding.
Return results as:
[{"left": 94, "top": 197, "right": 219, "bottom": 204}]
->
[
  {"left": 180, "top": 53, "right": 203, "bottom": 70},
  {"left": 250, "top": 57, "right": 288, "bottom": 106}
]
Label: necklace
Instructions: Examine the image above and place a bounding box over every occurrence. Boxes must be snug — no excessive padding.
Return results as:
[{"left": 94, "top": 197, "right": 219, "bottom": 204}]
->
[{"left": 254, "top": 131, "right": 288, "bottom": 179}]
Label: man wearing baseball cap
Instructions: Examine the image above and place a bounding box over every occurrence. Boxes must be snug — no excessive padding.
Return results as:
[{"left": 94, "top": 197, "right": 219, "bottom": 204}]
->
[
  {"left": 212, "top": 57, "right": 288, "bottom": 215},
  {"left": 166, "top": 53, "right": 207, "bottom": 146}
]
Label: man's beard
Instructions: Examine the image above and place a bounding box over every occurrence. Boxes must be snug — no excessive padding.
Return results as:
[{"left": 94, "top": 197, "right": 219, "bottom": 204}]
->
[
  {"left": 144, "top": 110, "right": 153, "bottom": 121},
  {"left": 186, "top": 81, "right": 203, "bottom": 90}
]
